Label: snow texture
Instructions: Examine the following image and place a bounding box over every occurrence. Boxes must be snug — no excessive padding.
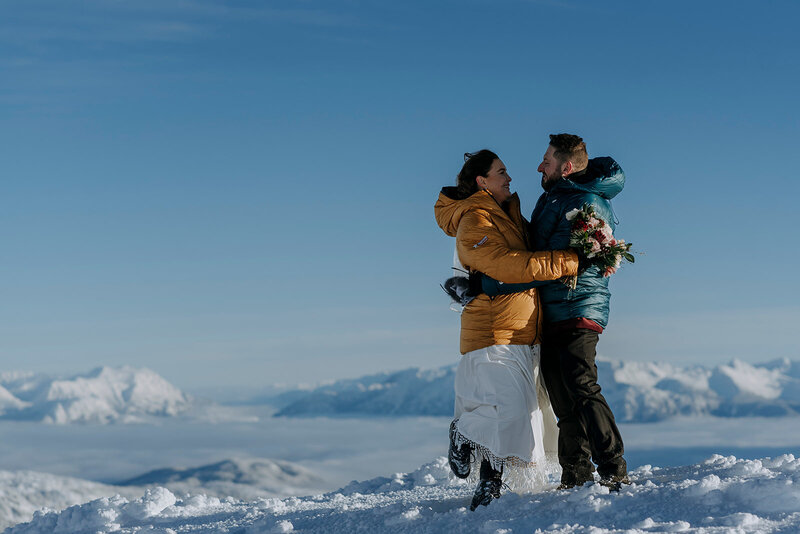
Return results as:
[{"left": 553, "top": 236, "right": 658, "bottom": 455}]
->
[
  {"left": 273, "top": 358, "right": 800, "bottom": 421},
  {"left": 0, "top": 470, "right": 142, "bottom": 531},
  {"left": 0, "top": 367, "right": 193, "bottom": 424},
  {"left": 0, "top": 458, "right": 326, "bottom": 530},
  {"left": 7, "top": 454, "right": 800, "bottom": 533}
]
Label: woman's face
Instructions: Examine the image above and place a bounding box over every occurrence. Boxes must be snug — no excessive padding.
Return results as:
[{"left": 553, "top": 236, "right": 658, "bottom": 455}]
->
[{"left": 478, "top": 158, "right": 512, "bottom": 203}]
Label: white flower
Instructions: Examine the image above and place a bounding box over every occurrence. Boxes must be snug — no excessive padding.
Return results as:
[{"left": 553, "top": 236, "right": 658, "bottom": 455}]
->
[
  {"left": 565, "top": 208, "right": 580, "bottom": 221},
  {"left": 599, "top": 225, "right": 614, "bottom": 242}
]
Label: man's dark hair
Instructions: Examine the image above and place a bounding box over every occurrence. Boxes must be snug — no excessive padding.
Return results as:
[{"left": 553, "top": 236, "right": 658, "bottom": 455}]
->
[
  {"left": 456, "top": 149, "right": 498, "bottom": 199},
  {"left": 549, "top": 133, "right": 588, "bottom": 172}
]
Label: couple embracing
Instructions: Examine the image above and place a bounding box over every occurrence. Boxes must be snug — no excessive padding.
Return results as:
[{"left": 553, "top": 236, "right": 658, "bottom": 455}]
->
[{"left": 434, "top": 134, "right": 629, "bottom": 511}]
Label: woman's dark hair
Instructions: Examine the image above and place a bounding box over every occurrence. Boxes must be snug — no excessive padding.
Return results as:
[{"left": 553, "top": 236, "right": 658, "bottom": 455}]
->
[{"left": 456, "top": 149, "right": 498, "bottom": 199}]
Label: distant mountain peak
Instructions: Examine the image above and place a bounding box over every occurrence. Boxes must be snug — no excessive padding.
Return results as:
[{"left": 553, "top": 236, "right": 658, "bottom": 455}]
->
[{"left": 0, "top": 366, "right": 193, "bottom": 424}]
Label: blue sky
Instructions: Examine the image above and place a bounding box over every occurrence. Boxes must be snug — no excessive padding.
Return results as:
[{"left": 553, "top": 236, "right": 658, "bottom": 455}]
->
[{"left": 1, "top": 0, "right": 798, "bottom": 390}]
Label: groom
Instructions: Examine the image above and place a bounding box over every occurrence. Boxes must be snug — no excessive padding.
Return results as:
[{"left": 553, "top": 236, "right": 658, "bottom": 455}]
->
[{"left": 530, "top": 134, "right": 629, "bottom": 490}]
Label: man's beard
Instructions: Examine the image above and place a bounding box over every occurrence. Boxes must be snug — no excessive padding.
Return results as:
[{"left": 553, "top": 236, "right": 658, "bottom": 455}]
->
[{"left": 541, "top": 171, "right": 561, "bottom": 191}]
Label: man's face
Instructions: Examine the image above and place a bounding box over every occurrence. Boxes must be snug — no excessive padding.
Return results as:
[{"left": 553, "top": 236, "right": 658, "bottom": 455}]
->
[{"left": 537, "top": 145, "right": 567, "bottom": 191}]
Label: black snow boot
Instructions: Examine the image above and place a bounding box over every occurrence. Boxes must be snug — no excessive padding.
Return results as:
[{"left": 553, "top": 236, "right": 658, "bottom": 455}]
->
[
  {"left": 448, "top": 420, "right": 472, "bottom": 479},
  {"left": 598, "top": 459, "right": 630, "bottom": 492},
  {"left": 598, "top": 472, "right": 631, "bottom": 492},
  {"left": 557, "top": 463, "right": 595, "bottom": 490},
  {"left": 469, "top": 460, "right": 503, "bottom": 511}
]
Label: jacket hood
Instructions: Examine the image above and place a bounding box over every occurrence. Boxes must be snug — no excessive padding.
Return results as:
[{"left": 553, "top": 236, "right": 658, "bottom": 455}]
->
[
  {"left": 434, "top": 187, "right": 520, "bottom": 237},
  {"left": 551, "top": 156, "right": 625, "bottom": 200}
]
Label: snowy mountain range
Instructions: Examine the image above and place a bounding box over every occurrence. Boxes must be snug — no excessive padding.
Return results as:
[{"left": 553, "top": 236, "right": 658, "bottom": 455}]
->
[
  {"left": 7, "top": 357, "right": 799, "bottom": 425},
  {"left": 272, "top": 366, "right": 455, "bottom": 417},
  {"left": 0, "top": 366, "right": 193, "bottom": 424},
  {"left": 272, "top": 358, "right": 800, "bottom": 422}
]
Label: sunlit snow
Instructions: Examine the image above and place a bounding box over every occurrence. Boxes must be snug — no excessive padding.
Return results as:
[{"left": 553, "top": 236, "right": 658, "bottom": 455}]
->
[{"left": 7, "top": 455, "right": 800, "bottom": 533}]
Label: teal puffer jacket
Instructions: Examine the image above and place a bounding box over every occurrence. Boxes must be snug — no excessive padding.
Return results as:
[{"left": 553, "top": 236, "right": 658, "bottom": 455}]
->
[{"left": 530, "top": 157, "right": 625, "bottom": 328}]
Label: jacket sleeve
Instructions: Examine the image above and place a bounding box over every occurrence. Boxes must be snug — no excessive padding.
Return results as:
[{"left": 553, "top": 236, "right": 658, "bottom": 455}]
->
[
  {"left": 481, "top": 274, "right": 546, "bottom": 296},
  {"left": 456, "top": 209, "right": 579, "bottom": 284}
]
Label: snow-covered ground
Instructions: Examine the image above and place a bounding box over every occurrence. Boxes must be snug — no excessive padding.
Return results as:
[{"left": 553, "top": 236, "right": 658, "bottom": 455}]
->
[
  {"left": 0, "top": 457, "right": 326, "bottom": 531},
  {"left": 7, "top": 454, "right": 800, "bottom": 533},
  {"left": 0, "top": 470, "right": 140, "bottom": 531}
]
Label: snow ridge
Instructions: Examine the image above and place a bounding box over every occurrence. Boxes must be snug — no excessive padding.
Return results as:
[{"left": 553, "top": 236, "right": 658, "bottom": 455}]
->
[
  {"left": 7, "top": 454, "right": 800, "bottom": 533},
  {"left": 273, "top": 358, "right": 800, "bottom": 421},
  {"left": 116, "top": 458, "right": 326, "bottom": 500},
  {"left": 0, "top": 367, "right": 193, "bottom": 424}
]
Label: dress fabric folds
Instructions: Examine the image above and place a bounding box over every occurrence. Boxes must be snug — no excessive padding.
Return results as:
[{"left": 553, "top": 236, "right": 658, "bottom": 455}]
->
[{"left": 453, "top": 344, "right": 558, "bottom": 482}]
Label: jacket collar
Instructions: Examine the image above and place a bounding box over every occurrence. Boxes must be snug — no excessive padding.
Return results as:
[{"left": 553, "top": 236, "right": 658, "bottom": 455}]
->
[
  {"left": 548, "top": 157, "right": 624, "bottom": 200},
  {"left": 435, "top": 188, "right": 522, "bottom": 237}
]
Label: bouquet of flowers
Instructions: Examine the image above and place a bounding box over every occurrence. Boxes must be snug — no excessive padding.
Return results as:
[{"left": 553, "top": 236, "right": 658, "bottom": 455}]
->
[{"left": 563, "top": 204, "right": 634, "bottom": 288}]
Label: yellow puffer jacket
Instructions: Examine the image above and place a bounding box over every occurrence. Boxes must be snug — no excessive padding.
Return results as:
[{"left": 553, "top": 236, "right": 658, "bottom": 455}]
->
[{"left": 435, "top": 187, "right": 579, "bottom": 354}]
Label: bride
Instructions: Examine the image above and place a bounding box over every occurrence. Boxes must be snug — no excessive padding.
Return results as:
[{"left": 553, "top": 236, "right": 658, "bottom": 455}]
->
[{"left": 434, "top": 150, "right": 579, "bottom": 510}]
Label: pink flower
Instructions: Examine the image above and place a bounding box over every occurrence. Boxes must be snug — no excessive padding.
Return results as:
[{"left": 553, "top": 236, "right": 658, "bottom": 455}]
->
[{"left": 563, "top": 204, "right": 634, "bottom": 286}]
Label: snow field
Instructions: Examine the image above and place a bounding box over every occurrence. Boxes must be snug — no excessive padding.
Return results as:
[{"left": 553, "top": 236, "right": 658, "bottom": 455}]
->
[{"left": 7, "top": 454, "right": 800, "bottom": 533}]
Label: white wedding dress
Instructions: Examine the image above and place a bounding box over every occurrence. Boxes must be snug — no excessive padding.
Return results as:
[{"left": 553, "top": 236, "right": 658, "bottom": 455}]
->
[{"left": 449, "top": 251, "right": 559, "bottom": 491}]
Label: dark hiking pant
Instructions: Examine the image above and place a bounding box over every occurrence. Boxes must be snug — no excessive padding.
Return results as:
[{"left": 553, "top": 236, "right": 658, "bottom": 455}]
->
[{"left": 541, "top": 328, "right": 626, "bottom": 479}]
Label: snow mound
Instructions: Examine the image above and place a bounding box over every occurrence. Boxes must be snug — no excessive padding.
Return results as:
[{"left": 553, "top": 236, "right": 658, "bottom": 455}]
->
[
  {"left": 0, "top": 470, "right": 141, "bottom": 531},
  {"left": 272, "top": 358, "right": 800, "bottom": 422},
  {"left": 117, "top": 458, "right": 326, "bottom": 500},
  {"left": 8, "top": 454, "right": 800, "bottom": 533},
  {"left": 0, "top": 366, "right": 193, "bottom": 424}
]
